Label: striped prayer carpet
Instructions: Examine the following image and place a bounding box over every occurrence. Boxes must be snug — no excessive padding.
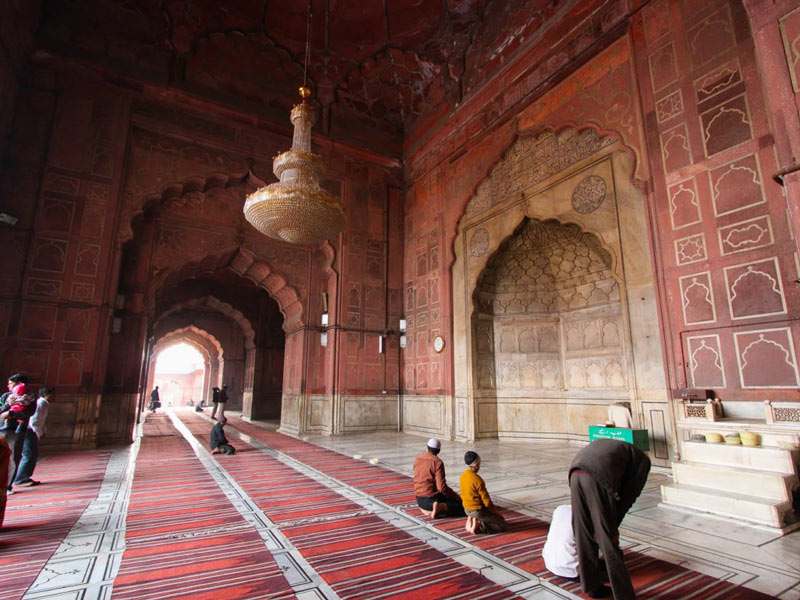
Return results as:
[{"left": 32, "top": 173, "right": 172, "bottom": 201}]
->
[
  {"left": 222, "top": 416, "right": 779, "bottom": 600},
  {"left": 110, "top": 412, "right": 295, "bottom": 600},
  {"left": 177, "top": 412, "right": 525, "bottom": 600},
  {"left": 0, "top": 448, "right": 112, "bottom": 600}
]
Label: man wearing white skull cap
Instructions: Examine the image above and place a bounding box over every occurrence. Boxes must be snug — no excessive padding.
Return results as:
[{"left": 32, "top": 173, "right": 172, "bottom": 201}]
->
[{"left": 412, "top": 438, "right": 465, "bottom": 518}]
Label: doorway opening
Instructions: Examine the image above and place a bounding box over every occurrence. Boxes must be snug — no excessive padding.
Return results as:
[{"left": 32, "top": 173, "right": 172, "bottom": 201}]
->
[{"left": 152, "top": 342, "right": 208, "bottom": 408}]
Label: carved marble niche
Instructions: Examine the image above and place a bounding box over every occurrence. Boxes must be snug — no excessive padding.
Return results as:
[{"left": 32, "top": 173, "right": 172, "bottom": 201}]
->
[
  {"left": 452, "top": 128, "right": 672, "bottom": 455},
  {"left": 472, "top": 218, "right": 626, "bottom": 403}
]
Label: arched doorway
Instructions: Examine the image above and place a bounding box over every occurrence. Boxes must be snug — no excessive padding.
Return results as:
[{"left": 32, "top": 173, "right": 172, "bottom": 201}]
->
[
  {"left": 147, "top": 325, "right": 225, "bottom": 412},
  {"left": 452, "top": 128, "right": 672, "bottom": 464},
  {"left": 149, "top": 275, "right": 286, "bottom": 422},
  {"left": 151, "top": 342, "right": 207, "bottom": 407}
]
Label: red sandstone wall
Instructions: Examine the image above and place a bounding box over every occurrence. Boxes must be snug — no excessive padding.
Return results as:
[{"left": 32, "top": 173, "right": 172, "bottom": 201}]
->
[
  {"left": 402, "top": 0, "right": 800, "bottom": 432},
  {"left": 0, "top": 55, "right": 401, "bottom": 445},
  {"left": 633, "top": 0, "right": 800, "bottom": 401}
]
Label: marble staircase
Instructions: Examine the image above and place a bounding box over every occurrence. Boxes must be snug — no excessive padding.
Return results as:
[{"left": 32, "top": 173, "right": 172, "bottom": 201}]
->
[{"left": 661, "top": 441, "right": 800, "bottom": 532}]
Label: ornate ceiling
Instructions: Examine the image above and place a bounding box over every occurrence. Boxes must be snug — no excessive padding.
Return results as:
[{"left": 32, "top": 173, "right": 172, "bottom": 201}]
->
[{"left": 38, "top": 0, "right": 564, "bottom": 147}]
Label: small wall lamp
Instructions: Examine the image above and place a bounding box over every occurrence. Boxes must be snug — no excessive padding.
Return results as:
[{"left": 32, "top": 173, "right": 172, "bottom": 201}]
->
[
  {"left": 320, "top": 311, "right": 329, "bottom": 347},
  {"left": 399, "top": 317, "right": 407, "bottom": 349}
]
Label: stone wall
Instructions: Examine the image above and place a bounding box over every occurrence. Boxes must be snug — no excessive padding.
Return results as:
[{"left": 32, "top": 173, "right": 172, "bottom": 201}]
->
[
  {"left": 402, "top": 0, "right": 800, "bottom": 463},
  {"left": 0, "top": 60, "right": 402, "bottom": 447}
]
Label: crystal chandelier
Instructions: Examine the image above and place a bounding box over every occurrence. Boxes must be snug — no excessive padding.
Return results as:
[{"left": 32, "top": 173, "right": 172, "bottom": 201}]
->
[{"left": 244, "top": 1, "right": 346, "bottom": 245}]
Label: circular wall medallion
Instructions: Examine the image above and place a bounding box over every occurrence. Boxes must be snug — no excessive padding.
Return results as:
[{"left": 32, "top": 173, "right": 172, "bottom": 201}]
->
[
  {"left": 571, "top": 175, "right": 607, "bottom": 214},
  {"left": 433, "top": 335, "right": 446, "bottom": 353},
  {"left": 470, "top": 228, "right": 490, "bottom": 257}
]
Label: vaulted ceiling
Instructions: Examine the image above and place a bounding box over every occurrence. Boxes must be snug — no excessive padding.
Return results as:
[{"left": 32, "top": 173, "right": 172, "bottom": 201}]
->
[{"left": 36, "top": 0, "right": 567, "bottom": 152}]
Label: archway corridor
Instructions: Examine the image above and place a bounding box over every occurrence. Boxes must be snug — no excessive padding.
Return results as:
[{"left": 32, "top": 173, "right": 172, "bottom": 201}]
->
[
  {"left": 150, "top": 342, "right": 207, "bottom": 408},
  {"left": 142, "top": 267, "right": 287, "bottom": 431},
  {"left": 1, "top": 408, "right": 792, "bottom": 600}
]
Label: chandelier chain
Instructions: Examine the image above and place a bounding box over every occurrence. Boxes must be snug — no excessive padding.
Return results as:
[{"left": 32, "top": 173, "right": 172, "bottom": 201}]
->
[{"left": 303, "top": 0, "right": 312, "bottom": 94}]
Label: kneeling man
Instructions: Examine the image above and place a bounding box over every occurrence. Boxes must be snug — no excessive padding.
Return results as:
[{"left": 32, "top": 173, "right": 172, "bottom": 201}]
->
[
  {"left": 412, "top": 438, "right": 465, "bottom": 518},
  {"left": 210, "top": 417, "right": 235, "bottom": 455}
]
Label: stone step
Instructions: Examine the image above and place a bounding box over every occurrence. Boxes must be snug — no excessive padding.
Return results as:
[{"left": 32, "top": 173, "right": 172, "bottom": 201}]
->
[
  {"left": 672, "top": 461, "right": 798, "bottom": 502},
  {"left": 681, "top": 441, "right": 799, "bottom": 474},
  {"left": 661, "top": 483, "right": 797, "bottom": 529}
]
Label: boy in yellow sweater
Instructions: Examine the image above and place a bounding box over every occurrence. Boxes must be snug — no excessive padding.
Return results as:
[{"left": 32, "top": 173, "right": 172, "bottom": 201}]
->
[{"left": 459, "top": 451, "right": 507, "bottom": 534}]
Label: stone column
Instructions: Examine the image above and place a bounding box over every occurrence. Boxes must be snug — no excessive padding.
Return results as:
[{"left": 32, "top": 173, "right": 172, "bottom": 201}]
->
[{"left": 743, "top": 0, "right": 800, "bottom": 252}]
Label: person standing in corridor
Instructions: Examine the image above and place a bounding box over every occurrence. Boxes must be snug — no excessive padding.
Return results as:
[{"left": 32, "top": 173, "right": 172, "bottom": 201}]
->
[{"left": 14, "top": 386, "right": 54, "bottom": 487}]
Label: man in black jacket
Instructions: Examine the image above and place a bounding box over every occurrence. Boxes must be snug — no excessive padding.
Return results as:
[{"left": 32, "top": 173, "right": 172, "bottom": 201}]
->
[
  {"left": 210, "top": 417, "right": 235, "bottom": 455},
  {"left": 569, "top": 438, "right": 650, "bottom": 599}
]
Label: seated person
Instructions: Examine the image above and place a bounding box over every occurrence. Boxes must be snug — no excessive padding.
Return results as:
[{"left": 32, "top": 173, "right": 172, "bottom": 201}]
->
[
  {"left": 542, "top": 504, "right": 579, "bottom": 580},
  {"left": 0, "top": 382, "right": 34, "bottom": 434},
  {"left": 210, "top": 416, "right": 235, "bottom": 455},
  {"left": 413, "top": 438, "right": 465, "bottom": 518},
  {"left": 459, "top": 451, "right": 507, "bottom": 534}
]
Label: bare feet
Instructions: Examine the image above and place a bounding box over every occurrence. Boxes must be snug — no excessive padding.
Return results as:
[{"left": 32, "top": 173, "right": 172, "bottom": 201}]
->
[
  {"left": 431, "top": 502, "right": 440, "bottom": 519},
  {"left": 419, "top": 508, "right": 432, "bottom": 517},
  {"left": 465, "top": 516, "right": 477, "bottom": 534}
]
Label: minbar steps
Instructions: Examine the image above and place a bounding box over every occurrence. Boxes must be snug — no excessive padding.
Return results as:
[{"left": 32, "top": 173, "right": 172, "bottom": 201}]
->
[{"left": 661, "top": 441, "right": 800, "bottom": 531}]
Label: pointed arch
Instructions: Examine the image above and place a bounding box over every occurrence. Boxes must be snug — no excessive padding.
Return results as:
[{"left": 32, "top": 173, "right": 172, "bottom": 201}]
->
[
  {"left": 150, "top": 246, "right": 304, "bottom": 331},
  {"left": 153, "top": 296, "right": 255, "bottom": 350}
]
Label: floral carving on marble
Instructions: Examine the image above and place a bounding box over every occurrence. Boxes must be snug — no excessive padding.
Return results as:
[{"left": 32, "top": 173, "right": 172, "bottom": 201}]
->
[
  {"left": 470, "top": 228, "right": 490, "bottom": 257},
  {"left": 464, "top": 129, "right": 616, "bottom": 218}
]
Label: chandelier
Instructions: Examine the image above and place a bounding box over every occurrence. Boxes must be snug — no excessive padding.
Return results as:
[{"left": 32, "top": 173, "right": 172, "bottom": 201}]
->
[{"left": 244, "top": 1, "right": 346, "bottom": 245}]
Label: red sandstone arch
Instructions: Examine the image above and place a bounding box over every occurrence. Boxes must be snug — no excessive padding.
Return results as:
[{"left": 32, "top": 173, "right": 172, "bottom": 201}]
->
[
  {"left": 146, "top": 325, "right": 224, "bottom": 407},
  {"left": 120, "top": 168, "right": 253, "bottom": 243},
  {"left": 152, "top": 325, "right": 222, "bottom": 363},
  {"left": 153, "top": 296, "right": 256, "bottom": 351},
  {"left": 151, "top": 246, "right": 304, "bottom": 331}
]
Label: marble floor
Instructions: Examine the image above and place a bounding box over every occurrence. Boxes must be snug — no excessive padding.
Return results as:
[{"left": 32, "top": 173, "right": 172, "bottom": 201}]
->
[
  {"left": 297, "top": 426, "right": 800, "bottom": 600},
  {"left": 8, "top": 410, "right": 800, "bottom": 600}
]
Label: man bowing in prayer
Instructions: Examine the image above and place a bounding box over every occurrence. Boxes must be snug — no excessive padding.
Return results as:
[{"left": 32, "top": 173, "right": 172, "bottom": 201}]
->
[{"left": 568, "top": 438, "right": 650, "bottom": 599}]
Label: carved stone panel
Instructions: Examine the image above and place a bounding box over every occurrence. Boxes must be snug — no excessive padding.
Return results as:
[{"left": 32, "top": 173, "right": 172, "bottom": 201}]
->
[
  {"left": 686, "top": 334, "right": 726, "bottom": 388},
  {"left": 668, "top": 177, "right": 702, "bottom": 230},
  {"left": 679, "top": 272, "right": 716, "bottom": 325},
  {"left": 709, "top": 154, "right": 764, "bottom": 216},
  {"left": 718, "top": 216, "right": 773, "bottom": 256},
  {"left": 675, "top": 233, "right": 707, "bottom": 265},
  {"left": 724, "top": 257, "right": 786, "bottom": 320},
  {"left": 464, "top": 130, "right": 616, "bottom": 218},
  {"left": 660, "top": 123, "right": 692, "bottom": 173},
  {"left": 733, "top": 327, "right": 800, "bottom": 388}
]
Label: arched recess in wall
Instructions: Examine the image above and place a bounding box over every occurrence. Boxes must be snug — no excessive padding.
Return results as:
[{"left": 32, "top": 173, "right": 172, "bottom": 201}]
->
[
  {"left": 153, "top": 296, "right": 256, "bottom": 351},
  {"left": 147, "top": 248, "right": 293, "bottom": 420},
  {"left": 146, "top": 325, "right": 224, "bottom": 408},
  {"left": 150, "top": 246, "right": 304, "bottom": 332},
  {"left": 450, "top": 126, "right": 671, "bottom": 463}
]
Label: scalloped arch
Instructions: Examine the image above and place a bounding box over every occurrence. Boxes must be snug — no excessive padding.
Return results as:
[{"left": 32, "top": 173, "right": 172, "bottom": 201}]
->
[
  {"left": 120, "top": 170, "right": 252, "bottom": 243},
  {"left": 153, "top": 298, "right": 254, "bottom": 351},
  {"left": 152, "top": 246, "right": 303, "bottom": 331},
  {"left": 152, "top": 325, "right": 224, "bottom": 362},
  {"left": 450, "top": 125, "right": 631, "bottom": 271}
]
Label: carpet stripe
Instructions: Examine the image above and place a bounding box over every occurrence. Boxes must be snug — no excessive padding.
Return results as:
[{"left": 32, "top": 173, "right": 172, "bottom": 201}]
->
[
  {"left": 110, "top": 413, "right": 295, "bottom": 600},
  {"left": 0, "top": 450, "right": 111, "bottom": 600},
  {"left": 175, "top": 411, "right": 524, "bottom": 600},
  {"left": 221, "top": 415, "right": 779, "bottom": 600}
]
